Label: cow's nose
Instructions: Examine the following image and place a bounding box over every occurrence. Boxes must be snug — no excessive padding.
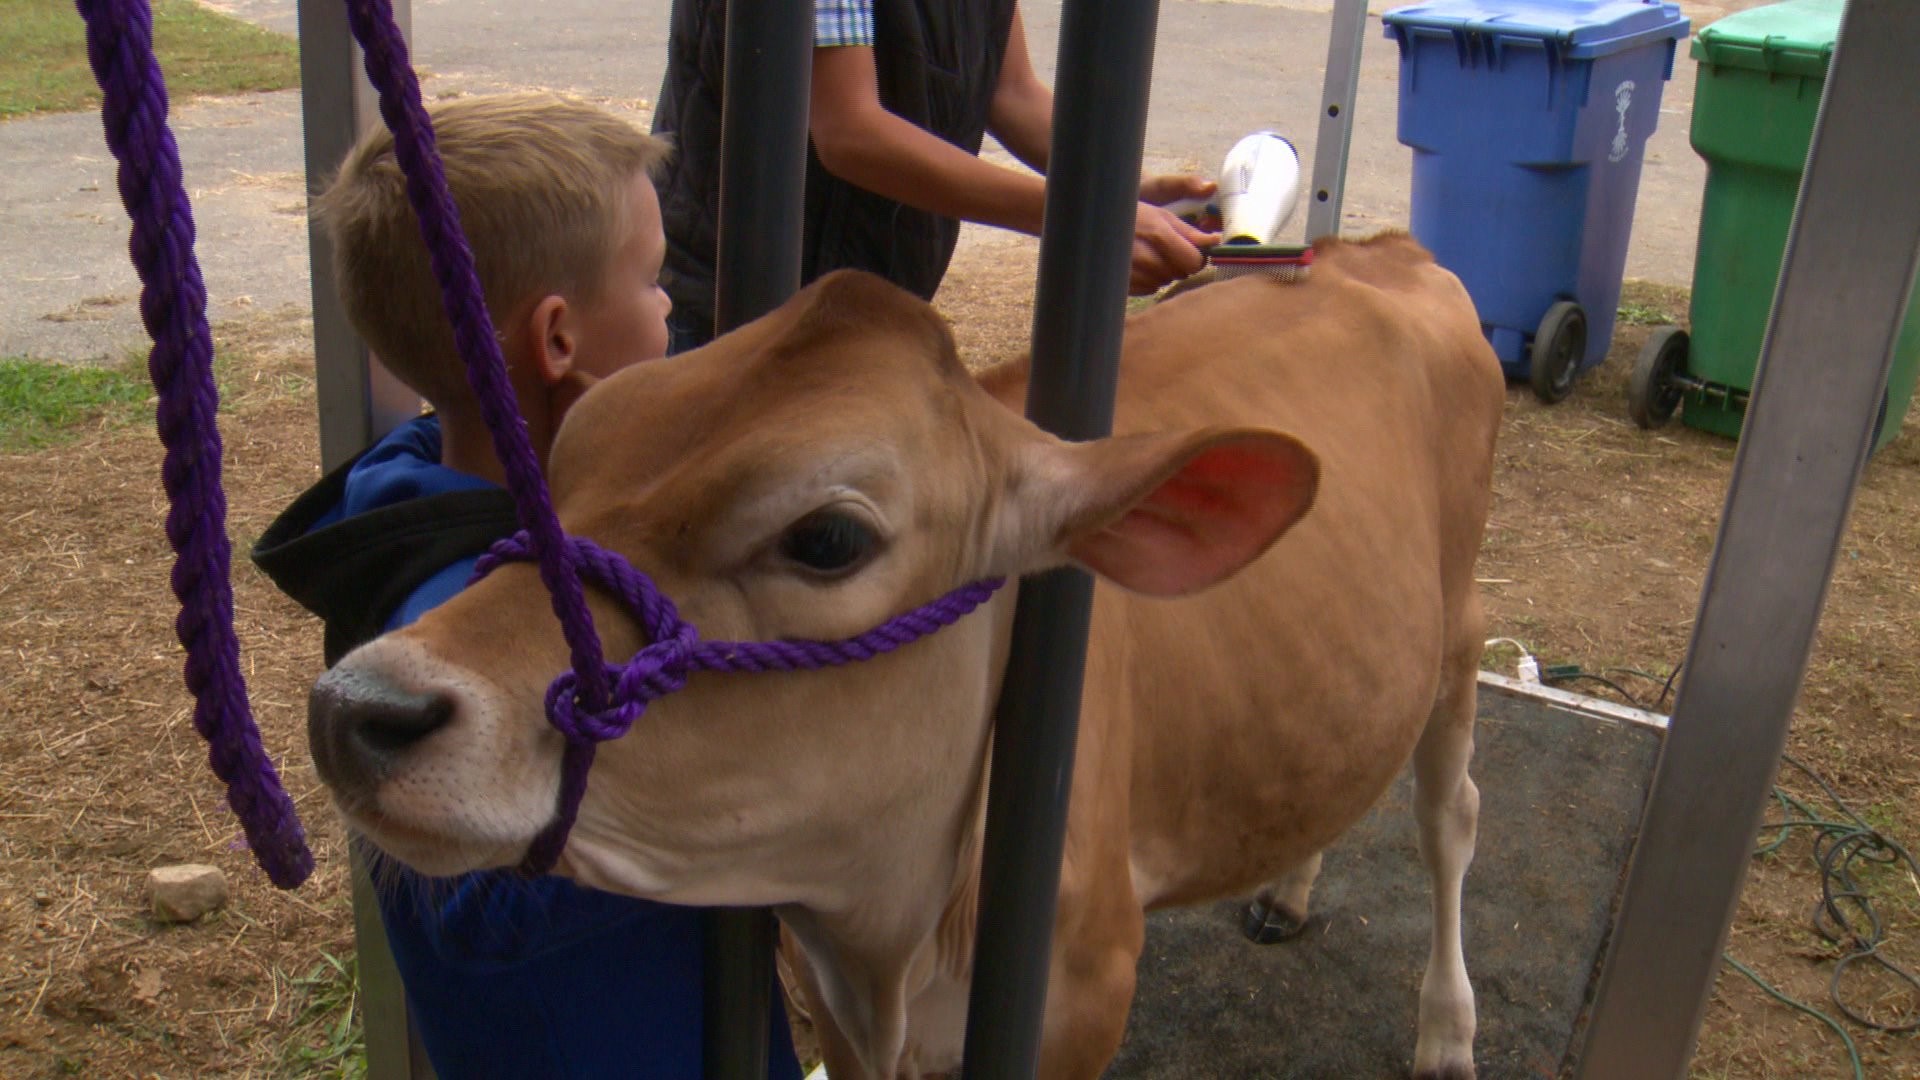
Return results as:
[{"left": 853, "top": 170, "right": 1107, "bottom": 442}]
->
[{"left": 308, "top": 664, "right": 453, "bottom": 797}]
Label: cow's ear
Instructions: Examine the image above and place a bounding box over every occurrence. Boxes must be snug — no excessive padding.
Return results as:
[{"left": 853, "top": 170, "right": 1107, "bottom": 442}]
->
[{"left": 995, "top": 428, "right": 1319, "bottom": 597}]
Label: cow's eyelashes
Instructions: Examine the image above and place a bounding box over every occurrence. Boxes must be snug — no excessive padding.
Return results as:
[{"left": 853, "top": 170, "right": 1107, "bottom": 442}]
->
[{"left": 778, "top": 510, "right": 880, "bottom": 578}]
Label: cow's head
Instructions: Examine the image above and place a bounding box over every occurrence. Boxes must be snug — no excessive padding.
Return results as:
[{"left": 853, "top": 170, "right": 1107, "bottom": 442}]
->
[{"left": 306, "top": 267, "right": 1316, "bottom": 952}]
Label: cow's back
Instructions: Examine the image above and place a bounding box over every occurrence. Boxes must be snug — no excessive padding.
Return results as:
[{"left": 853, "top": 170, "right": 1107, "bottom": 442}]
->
[{"left": 1096, "top": 234, "right": 1504, "bottom": 909}]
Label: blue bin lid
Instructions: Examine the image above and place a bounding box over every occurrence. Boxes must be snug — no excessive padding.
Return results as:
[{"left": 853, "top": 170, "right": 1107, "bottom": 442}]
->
[{"left": 1383, "top": 0, "right": 1689, "bottom": 60}]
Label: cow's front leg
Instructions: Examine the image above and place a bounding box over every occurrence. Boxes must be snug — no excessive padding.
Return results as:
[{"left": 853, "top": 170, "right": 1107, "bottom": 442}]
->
[
  {"left": 1034, "top": 874, "right": 1146, "bottom": 1079},
  {"left": 1410, "top": 652, "right": 1480, "bottom": 1080}
]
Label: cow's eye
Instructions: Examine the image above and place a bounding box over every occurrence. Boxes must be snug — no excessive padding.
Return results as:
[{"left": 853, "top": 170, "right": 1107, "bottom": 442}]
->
[{"left": 779, "top": 510, "right": 878, "bottom": 577}]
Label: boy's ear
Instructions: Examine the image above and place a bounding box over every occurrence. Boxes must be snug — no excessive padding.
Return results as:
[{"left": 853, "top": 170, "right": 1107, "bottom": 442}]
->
[{"left": 525, "top": 294, "right": 576, "bottom": 385}]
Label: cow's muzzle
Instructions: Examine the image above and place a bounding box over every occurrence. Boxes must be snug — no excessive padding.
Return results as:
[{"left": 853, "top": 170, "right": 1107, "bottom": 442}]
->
[{"left": 308, "top": 663, "right": 454, "bottom": 802}]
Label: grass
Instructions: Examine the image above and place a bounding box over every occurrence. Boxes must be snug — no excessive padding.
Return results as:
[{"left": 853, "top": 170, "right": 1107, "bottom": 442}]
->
[
  {"left": 1616, "top": 279, "right": 1693, "bottom": 327},
  {"left": 1616, "top": 300, "right": 1674, "bottom": 326},
  {"left": 0, "top": 0, "right": 300, "bottom": 121},
  {"left": 278, "top": 950, "right": 367, "bottom": 1080},
  {"left": 0, "top": 355, "right": 151, "bottom": 451}
]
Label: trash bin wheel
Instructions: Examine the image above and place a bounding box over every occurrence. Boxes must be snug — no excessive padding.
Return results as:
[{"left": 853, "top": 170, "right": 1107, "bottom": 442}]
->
[
  {"left": 1529, "top": 300, "right": 1587, "bottom": 404},
  {"left": 1628, "top": 326, "right": 1689, "bottom": 430}
]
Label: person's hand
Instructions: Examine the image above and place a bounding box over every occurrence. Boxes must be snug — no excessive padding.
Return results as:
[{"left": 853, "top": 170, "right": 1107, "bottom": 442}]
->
[
  {"left": 1139, "top": 173, "right": 1216, "bottom": 211},
  {"left": 1131, "top": 199, "right": 1218, "bottom": 296}
]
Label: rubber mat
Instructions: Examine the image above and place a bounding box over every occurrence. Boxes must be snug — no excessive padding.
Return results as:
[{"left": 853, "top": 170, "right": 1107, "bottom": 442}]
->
[{"left": 1108, "top": 686, "right": 1663, "bottom": 1079}]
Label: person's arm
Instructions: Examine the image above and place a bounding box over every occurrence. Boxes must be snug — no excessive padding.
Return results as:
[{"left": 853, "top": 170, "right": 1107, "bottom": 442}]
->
[
  {"left": 809, "top": 43, "right": 1050, "bottom": 235},
  {"left": 986, "top": 7, "right": 1052, "bottom": 174},
  {"left": 808, "top": 3, "right": 1218, "bottom": 294},
  {"left": 983, "top": 5, "right": 1219, "bottom": 294}
]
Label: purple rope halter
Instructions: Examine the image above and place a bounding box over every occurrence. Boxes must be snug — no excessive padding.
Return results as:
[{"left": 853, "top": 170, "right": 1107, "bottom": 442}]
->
[
  {"left": 83, "top": 0, "right": 1003, "bottom": 883},
  {"left": 77, "top": 0, "right": 310, "bottom": 887},
  {"left": 473, "top": 536, "right": 1004, "bottom": 869}
]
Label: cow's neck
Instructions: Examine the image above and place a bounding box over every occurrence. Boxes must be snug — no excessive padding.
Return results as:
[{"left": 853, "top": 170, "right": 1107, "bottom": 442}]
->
[
  {"left": 903, "top": 752, "right": 993, "bottom": 1073},
  {"left": 975, "top": 354, "right": 1032, "bottom": 412},
  {"left": 781, "top": 903, "right": 918, "bottom": 1077},
  {"left": 929, "top": 764, "right": 988, "bottom": 986},
  {"left": 784, "top": 745, "right": 994, "bottom": 1078}
]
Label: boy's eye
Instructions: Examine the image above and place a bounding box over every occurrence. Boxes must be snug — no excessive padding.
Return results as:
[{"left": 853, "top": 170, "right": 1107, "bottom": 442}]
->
[
  {"left": 778, "top": 511, "right": 879, "bottom": 578},
  {"left": 657, "top": 267, "right": 677, "bottom": 291}
]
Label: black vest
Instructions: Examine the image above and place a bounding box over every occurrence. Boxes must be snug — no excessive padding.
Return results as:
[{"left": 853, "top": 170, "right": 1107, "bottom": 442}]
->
[{"left": 653, "top": 0, "right": 1019, "bottom": 343}]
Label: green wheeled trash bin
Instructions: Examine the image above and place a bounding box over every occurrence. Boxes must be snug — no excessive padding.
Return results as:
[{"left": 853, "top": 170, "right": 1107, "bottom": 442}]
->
[{"left": 1628, "top": 0, "right": 1920, "bottom": 451}]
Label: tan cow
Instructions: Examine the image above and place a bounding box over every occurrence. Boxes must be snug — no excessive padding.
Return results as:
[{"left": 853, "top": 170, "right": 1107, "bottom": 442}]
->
[{"left": 307, "top": 232, "right": 1504, "bottom": 1078}]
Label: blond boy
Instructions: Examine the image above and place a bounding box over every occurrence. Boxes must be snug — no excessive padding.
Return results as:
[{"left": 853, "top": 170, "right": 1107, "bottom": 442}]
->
[{"left": 254, "top": 93, "right": 801, "bottom": 1078}]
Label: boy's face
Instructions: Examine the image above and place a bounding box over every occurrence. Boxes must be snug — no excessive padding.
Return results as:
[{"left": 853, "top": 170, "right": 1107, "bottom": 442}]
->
[{"left": 571, "top": 174, "right": 673, "bottom": 378}]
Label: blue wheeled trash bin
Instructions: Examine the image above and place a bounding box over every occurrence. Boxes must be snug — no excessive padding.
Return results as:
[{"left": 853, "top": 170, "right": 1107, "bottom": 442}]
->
[{"left": 1382, "top": 0, "right": 1690, "bottom": 401}]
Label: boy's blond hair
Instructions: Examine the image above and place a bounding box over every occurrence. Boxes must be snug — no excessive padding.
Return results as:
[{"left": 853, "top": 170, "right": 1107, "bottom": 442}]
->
[{"left": 315, "top": 93, "right": 670, "bottom": 407}]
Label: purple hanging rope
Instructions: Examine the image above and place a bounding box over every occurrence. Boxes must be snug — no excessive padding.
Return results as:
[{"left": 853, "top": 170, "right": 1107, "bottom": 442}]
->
[
  {"left": 338, "top": 0, "right": 609, "bottom": 693},
  {"left": 76, "top": 0, "right": 311, "bottom": 887},
  {"left": 338, "top": 0, "right": 619, "bottom": 871}
]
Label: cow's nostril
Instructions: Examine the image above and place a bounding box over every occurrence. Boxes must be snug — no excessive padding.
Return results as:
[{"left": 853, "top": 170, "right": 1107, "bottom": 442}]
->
[
  {"left": 309, "top": 665, "right": 456, "bottom": 796},
  {"left": 353, "top": 693, "right": 453, "bottom": 759}
]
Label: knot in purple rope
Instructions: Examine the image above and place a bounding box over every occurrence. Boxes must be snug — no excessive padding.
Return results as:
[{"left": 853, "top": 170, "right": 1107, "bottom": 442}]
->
[{"left": 543, "top": 624, "right": 697, "bottom": 744}]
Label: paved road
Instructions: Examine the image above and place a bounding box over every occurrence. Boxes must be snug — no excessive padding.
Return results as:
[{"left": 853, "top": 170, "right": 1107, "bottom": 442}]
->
[{"left": 3, "top": 0, "right": 1757, "bottom": 362}]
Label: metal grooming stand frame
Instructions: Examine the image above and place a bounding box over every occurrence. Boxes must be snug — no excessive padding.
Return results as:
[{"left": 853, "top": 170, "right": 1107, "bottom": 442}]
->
[
  {"left": 1577, "top": 0, "right": 1920, "bottom": 1073},
  {"left": 1308, "top": 0, "right": 1371, "bottom": 242},
  {"left": 294, "top": 1, "right": 430, "bottom": 1076},
  {"left": 296, "top": 0, "right": 1918, "bottom": 1076}
]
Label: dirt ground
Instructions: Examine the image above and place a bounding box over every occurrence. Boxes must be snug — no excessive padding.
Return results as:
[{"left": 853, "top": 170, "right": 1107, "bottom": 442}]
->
[{"left": 2, "top": 235, "right": 1917, "bottom": 1079}]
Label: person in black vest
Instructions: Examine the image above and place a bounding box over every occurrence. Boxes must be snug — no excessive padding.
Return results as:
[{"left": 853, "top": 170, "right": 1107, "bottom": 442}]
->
[{"left": 654, "top": 0, "right": 1221, "bottom": 349}]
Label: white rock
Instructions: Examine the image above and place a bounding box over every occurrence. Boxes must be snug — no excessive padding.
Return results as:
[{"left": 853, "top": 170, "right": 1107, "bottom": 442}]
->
[{"left": 148, "top": 864, "right": 228, "bottom": 923}]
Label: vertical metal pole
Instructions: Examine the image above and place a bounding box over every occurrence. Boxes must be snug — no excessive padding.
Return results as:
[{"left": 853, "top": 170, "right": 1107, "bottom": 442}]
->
[
  {"left": 710, "top": 0, "right": 813, "bottom": 336},
  {"left": 705, "top": 2, "right": 813, "bottom": 1076},
  {"left": 1576, "top": 2, "right": 1920, "bottom": 1076},
  {"left": 350, "top": 849, "right": 436, "bottom": 1079},
  {"left": 297, "top": 0, "right": 419, "bottom": 474},
  {"left": 960, "top": 0, "right": 1161, "bottom": 1075},
  {"left": 1305, "top": 0, "right": 1370, "bottom": 242},
  {"left": 296, "top": 4, "right": 427, "bottom": 1078}
]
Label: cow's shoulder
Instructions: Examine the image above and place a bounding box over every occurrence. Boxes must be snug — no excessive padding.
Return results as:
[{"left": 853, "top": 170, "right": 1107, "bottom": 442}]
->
[
  {"left": 1307, "top": 230, "right": 1438, "bottom": 291},
  {"left": 1312, "top": 230, "right": 1505, "bottom": 409}
]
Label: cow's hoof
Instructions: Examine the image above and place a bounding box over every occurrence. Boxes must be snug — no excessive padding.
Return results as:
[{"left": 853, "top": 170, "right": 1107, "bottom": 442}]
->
[
  {"left": 1411, "top": 1063, "right": 1475, "bottom": 1080},
  {"left": 1241, "top": 897, "right": 1310, "bottom": 944}
]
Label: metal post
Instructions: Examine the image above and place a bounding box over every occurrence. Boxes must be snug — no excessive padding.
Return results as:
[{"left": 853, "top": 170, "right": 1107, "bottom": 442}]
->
[
  {"left": 297, "top": 0, "right": 419, "bottom": 474},
  {"left": 1575, "top": 2, "right": 1920, "bottom": 1076},
  {"left": 1305, "top": 0, "right": 1370, "bottom": 242},
  {"left": 296, "top": 3, "right": 426, "bottom": 1078},
  {"left": 350, "top": 848, "right": 436, "bottom": 1079},
  {"left": 705, "top": 2, "right": 814, "bottom": 1076},
  {"left": 959, "top": 0, "right": 1162, "bottom": 1074}
]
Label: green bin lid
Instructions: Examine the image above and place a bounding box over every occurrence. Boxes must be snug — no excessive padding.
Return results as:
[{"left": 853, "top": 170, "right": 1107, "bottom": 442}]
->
[{"left": 1692, "top": 0, "right": 1842, "bottom": 78}]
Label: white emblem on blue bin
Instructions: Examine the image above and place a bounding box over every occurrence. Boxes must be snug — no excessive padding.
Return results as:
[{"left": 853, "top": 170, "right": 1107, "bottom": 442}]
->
[{"left": 1609, "top": 80, "right": 1637, "bottom": 163}]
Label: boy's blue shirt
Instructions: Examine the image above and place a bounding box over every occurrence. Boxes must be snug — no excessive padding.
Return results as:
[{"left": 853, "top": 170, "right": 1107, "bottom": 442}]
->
[{"left": 258, "top": 415, "right": 802, "bottom": 1079}]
